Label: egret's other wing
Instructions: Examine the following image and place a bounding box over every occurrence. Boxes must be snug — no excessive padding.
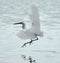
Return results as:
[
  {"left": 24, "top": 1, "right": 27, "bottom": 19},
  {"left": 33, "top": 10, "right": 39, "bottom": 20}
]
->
[
  {"left": 17, "top": 30, "right": 36, "bottom": 39},
  {"left": 30, "top": 4, "right": 40, "bottom": 33}
]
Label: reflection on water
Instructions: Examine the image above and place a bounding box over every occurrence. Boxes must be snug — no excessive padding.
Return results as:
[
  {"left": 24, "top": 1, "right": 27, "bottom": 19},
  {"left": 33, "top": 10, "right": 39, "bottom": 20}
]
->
[
  {"left": 0, "top": 0, "right": 60, "bottom": 63},
  {"left": 21, "top": 55, "right": 36, "bottom": 63}
]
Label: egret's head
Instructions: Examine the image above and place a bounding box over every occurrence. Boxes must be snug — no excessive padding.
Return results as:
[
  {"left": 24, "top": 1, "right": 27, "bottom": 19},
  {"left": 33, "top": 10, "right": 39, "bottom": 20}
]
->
[{"left": 13, "top": 22, "right": 25, "bottom": 29}]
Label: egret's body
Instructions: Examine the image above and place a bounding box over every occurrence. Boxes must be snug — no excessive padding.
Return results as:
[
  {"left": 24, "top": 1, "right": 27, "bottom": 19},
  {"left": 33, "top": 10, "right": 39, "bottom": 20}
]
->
[
  {"left": 17, "top": 29, "right": 37, "bottom": 39},
  {"left": 14, "top": 4, "right": 43, "bottom": 47}
]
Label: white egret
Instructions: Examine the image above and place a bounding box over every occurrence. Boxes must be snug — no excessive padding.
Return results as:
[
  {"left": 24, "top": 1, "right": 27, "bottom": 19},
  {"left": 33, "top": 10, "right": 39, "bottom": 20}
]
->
[{"left": 14, "top": 4, "right": 44, "bottom": 47}]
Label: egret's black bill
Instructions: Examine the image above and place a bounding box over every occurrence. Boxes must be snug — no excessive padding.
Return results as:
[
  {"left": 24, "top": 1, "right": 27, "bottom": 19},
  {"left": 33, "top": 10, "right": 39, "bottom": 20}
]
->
[
  {"left": 14, "top": 22, "right": 23, "bottom": 25},
  {"left": 13, "top": 22, "right": 25, "bottom": 29}
]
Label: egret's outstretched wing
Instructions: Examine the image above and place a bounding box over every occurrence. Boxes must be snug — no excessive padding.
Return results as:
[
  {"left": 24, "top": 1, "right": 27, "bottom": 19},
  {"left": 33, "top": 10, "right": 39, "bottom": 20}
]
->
[{"left": 30, "top": 4, "right": 40, "bottom": 33}]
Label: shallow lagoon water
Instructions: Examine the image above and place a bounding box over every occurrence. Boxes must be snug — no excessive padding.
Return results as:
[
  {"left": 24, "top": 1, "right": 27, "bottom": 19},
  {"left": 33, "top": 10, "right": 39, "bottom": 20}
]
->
[{"left": 0, "top": 0, "right": 60, "bottom": 63}]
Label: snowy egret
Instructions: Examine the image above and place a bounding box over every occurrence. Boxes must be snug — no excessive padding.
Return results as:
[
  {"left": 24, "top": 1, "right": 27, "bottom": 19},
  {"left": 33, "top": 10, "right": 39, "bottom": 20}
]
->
[{"left": 14, "top": 4, "right": 44, "bottom": 47}]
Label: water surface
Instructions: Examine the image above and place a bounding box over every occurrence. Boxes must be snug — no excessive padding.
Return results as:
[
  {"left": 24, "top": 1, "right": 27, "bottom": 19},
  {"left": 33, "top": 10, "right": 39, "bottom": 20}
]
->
[{"left": 0, "top": 0, "right": 60, "bottom": 63}]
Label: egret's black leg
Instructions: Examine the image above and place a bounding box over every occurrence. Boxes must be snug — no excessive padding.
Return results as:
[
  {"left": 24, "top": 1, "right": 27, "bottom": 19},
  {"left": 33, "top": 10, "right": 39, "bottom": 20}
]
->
[
  {"left": 29, "top": 40, "right": 33, "bottom": 45},
  {"left": 21, "top": 42, "right": 28, "bottom": 47},
  {"left": 29, "top": 37, "right": 38, "bottom": 44},
  {"left": 36, "top": 37, "right": 38, "bottom": 40},
  {"left": 21, "top": 37, "right": 38, "bottom": 47},
  {"left": 32, "top": 37, "right": 38, "bottom": 41},
  {"left": 21, "top": 40, "right": 33, "bottom": 47}
]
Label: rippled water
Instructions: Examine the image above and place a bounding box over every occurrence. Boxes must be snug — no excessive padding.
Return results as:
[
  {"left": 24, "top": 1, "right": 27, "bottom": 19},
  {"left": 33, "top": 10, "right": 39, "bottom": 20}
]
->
[{"left": 0, "top": 0, "right": 60, "bottom": 63}]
